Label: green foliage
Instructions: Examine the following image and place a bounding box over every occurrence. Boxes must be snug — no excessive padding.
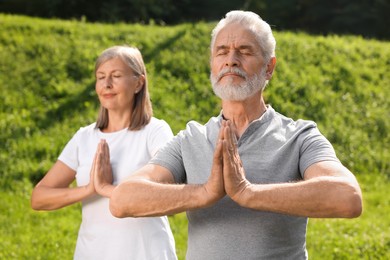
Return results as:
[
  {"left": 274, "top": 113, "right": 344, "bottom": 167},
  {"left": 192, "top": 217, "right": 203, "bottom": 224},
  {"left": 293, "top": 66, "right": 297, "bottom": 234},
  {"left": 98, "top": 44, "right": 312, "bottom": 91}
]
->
[
  {"left": 0, "top": 15, "right": 219, "bottom": 188},
  {"left": 266, "top": 32, "right": 390, "bottom": 178},
  {"left": 0, "top": 14, "right": 389, "bottom": 259},
  {"left": 4, "top": 14, "right": 388, "bottom": 187},
  {"left": 1, "top": 0, "right": 389, "bottom": 39}
]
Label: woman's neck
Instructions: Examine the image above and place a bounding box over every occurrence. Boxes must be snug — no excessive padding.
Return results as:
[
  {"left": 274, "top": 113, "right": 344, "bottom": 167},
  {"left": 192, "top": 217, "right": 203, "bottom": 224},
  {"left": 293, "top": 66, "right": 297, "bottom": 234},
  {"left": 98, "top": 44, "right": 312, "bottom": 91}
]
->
[{"left": 101, "top": 110, "right": 132, "bottom": 133}]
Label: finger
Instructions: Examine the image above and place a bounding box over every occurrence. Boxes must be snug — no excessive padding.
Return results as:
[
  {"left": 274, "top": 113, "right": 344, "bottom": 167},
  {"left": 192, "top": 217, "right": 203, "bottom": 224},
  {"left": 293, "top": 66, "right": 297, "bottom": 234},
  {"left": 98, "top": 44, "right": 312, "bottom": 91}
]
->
[
  {"left": 218, "top": 120, "right": 226, "bottom": 141},
  {"left": 92, "top": 141, "right": 101, "bottom": 164},
  {"left": 222, "top": 140, "right": 233, "bottom": 161},
  {"left": 211, "top": 141, "right": 223, "bottom": 188},
  {"left": 90, "top": 155, "right": 96, "bottom": 182},
  {"left": 226, "top": 121, "right": 238, "bottom": 146},
  {"left": 96, "top": 147, "right": 103, "bottom": 170},
  {"left": 90, "top": 142, "right": 101, "bottom": 176},
  {"left": 100, "top": 141, "right": 109, "bottom": 167},
  {"left": 223, "top": 124, "right": 235, "bottom": 155},
  {"left": 213, "top": 139, "right": 223, "bottom": 163},
  {"left": 103, "top": 139, "right": 110, "bottom": 161},
  {"left": 96, "top": 140, "right": 105, "bottom": 164}
]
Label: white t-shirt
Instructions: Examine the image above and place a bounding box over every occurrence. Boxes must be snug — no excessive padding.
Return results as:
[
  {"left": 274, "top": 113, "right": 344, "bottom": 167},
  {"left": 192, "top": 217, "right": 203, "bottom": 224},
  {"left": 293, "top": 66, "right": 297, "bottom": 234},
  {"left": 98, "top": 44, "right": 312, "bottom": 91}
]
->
[{"left": 58, "top": 117, "right": 177, "bottom": 260}]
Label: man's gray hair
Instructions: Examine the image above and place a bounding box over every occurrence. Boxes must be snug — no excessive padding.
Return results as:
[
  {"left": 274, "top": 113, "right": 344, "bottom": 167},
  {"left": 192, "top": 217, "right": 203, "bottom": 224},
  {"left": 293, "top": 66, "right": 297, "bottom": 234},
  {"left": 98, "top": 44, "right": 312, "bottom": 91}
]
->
[{"left": 210, "top": 10, "right": 276, "bottom": 62}]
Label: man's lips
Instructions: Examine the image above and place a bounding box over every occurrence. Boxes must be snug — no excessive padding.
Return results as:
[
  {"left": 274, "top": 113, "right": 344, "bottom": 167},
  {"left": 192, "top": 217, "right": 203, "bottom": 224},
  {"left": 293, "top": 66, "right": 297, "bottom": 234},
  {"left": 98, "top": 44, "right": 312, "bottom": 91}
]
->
[
  {"left": 223, "top": 72, "right": 242, "bottom": 77},
  {"left": 219, "top": 72, "right": 244, "bottom": 81}
]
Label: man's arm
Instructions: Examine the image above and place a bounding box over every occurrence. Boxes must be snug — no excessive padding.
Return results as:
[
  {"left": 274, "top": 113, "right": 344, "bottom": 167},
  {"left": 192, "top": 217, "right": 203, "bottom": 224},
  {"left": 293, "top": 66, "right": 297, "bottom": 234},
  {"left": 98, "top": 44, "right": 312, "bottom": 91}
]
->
[
  {"left": 109, "top": 139, "right": 226, "bottom": 218},
  {"left": 221, "top": 121, "right": 363, "bottom": 218}
]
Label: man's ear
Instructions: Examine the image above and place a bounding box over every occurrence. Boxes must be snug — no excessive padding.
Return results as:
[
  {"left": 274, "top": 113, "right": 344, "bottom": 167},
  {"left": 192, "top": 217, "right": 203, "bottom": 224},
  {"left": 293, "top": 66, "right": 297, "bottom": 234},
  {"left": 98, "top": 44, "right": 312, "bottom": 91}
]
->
[{"left": 266, "top": 57, "right": 276, "bottom": 79}]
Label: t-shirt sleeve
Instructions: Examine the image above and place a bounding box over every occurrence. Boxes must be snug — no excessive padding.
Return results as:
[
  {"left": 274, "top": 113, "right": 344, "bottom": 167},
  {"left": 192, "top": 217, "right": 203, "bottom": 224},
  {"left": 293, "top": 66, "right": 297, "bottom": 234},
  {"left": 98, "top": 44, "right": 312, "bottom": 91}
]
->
[
  {"left": 147, "top": 119, "right": 174, "bottom": 157},
  {"left": 58, "top": 130, "right": 81, "bottom": 171},
  {"left": 299, "top": 126, "right": 340, "bottom": 177},
  {"left": 149, "top": 131, "right": 186, "bottom": 184}
]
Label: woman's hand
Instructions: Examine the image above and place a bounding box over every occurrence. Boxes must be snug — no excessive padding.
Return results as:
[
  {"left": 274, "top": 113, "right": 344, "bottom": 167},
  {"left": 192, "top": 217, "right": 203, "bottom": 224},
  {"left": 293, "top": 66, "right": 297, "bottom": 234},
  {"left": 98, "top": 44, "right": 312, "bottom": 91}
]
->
[
  {"left": 86, "top": 148, "right": 98, "bottom": 196},
  {"left": 93, "top": 139, "right": 115, "bottom": 197}
]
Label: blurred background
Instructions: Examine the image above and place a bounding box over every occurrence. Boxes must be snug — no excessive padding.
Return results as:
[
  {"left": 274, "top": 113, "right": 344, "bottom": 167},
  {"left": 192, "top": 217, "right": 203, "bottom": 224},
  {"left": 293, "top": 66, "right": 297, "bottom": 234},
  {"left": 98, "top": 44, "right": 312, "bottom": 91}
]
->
[
  {"left": 1, "top": 1, "right": 389, "bottom": 259},
  {"left": 1, "top": 0, "right": 389, "bottom": 40}
]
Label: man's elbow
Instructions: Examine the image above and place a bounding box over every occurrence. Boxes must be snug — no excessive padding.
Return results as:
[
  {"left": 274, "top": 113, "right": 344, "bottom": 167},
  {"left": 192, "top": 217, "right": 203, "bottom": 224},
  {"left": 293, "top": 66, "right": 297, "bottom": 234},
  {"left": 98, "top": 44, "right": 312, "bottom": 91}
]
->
[
  {"left": 109, "top": 200, "right": 126, "bottom": 218},
  {"left": 110, "top": 188, "right": 127, "bottom": 218},
  {"left": 109, "top": 186, "right": 139, "bottom": 218},
  {"left": 30, "top": 191, "right": 44, "bottom": 211},
  {"left": 345, "top": 192, "right": 363, "bottom": 218},
  {"left": 31, "top": 198, "right": 41, "bottom": 211},
  {"left": 340, "top": 186, "right": 363, "bottom": 218}
]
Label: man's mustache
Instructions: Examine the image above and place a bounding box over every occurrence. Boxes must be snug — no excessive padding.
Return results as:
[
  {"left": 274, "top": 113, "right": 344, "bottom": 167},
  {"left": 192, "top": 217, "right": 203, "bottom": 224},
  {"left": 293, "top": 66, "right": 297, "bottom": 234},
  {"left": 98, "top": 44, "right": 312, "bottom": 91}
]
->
[{"left": 216, "top": 68, "right": 247, "bottom": 81}]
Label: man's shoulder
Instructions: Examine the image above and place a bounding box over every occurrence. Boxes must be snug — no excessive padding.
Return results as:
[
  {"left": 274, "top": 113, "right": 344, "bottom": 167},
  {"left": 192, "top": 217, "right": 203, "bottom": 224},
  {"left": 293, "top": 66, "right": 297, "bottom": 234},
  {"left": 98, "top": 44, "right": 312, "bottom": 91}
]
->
[
  {"left": 272, "top": 109, "right": 317, "bottom": 130},
  {"left": 183, "top": 116, "right": 219, "bottom": 135}
]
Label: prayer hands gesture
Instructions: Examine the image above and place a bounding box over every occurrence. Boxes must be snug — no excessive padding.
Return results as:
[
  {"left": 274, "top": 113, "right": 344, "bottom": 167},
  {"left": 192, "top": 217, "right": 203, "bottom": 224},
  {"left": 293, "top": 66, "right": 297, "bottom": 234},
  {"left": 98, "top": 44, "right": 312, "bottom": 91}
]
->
[
  {"left": 205, "top": 120, "right": 251, "bottom": 205},
  {"left": 89, "top": 139, "right": 114, "bottom": 198}
]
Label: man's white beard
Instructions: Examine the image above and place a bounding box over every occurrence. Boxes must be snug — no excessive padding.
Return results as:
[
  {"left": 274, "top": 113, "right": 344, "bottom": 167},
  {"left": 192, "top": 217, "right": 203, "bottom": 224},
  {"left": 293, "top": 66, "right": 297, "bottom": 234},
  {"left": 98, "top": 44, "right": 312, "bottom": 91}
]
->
[{"left": 210, "top": 68, "right": 267, "bottom": 101}]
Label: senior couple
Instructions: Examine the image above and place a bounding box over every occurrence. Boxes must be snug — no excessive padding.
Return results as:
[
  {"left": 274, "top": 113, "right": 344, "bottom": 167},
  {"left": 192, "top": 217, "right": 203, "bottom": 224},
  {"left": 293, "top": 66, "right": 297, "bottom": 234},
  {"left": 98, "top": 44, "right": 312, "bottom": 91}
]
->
[{"left": 31, "top": 10, "right": 362, "bottom": 260}]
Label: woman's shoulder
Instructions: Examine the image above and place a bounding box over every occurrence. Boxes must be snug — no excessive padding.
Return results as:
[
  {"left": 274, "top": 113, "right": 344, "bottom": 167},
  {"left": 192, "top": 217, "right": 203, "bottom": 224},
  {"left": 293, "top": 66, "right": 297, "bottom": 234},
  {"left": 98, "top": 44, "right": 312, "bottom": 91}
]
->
[
  {"left": 141, "top": 117, "right": 173, "bottom": 139},
  {"left": 73, "top": 122, "right": 97, "bottom": 137},
  {"left": 146, "top": 117, "right": 171, "bottom": 130}
]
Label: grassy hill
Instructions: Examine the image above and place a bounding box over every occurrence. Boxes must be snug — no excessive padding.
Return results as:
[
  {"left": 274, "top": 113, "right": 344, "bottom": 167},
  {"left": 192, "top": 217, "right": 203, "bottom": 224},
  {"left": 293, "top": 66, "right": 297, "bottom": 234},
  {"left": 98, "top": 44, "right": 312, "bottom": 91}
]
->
[{"left": 0, "top": 14, "right": 389, "bottom": 259}]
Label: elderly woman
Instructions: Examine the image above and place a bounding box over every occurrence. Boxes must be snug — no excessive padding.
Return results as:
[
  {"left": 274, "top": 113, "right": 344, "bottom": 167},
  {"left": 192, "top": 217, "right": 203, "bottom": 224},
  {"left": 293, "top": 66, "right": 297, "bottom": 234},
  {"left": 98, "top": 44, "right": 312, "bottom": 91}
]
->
[{"left": 31, "top": 46, "right": 177, "bottom": 260}]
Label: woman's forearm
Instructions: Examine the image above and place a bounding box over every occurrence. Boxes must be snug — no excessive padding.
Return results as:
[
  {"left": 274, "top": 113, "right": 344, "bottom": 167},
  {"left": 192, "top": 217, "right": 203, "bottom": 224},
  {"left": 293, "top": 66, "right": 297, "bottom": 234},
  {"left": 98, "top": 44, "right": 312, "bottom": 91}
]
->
[{"left": 31, "top": 185, "right": 94, "bottom": 210}]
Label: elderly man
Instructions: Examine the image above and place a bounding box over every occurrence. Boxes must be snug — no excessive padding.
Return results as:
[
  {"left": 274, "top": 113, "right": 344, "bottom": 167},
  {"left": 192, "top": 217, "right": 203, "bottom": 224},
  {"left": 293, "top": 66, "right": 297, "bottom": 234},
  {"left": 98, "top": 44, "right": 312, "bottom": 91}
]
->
[{"left": 96, "top": 10, "right": 362, "bottom": 259}]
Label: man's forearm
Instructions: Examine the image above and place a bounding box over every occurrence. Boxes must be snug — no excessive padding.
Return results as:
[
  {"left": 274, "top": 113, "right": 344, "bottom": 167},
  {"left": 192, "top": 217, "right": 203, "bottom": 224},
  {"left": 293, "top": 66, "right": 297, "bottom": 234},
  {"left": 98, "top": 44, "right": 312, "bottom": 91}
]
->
[
  {"left": 110, "top": 179, "right": 212, "bottom": 217},
  {"left": 237, "top": 176, "right": 362, "bottom": 218}
]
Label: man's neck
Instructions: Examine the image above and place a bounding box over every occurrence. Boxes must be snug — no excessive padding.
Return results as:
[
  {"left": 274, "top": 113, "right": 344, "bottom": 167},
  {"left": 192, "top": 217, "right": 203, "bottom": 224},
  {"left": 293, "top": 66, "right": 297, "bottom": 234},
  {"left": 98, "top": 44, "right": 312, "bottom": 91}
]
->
[{"left": 221, "top": 93, "right": 267, "bottom": 138}]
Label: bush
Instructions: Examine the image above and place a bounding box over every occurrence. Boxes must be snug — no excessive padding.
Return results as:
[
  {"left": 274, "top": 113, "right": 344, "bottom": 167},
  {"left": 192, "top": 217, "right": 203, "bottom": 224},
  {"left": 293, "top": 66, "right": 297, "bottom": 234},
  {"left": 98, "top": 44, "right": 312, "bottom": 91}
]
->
[
  {"left": 1, "top": 14, "right": 389, "bottom": 260},
  {"left": 1, "top": 14, "right": 389, "bottom": 189}
]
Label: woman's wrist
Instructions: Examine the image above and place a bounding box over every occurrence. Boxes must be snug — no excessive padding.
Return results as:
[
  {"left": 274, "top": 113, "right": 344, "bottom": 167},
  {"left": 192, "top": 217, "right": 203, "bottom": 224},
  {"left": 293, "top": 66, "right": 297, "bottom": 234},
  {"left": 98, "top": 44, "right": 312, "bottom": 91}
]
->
[{"left": 97, "top": 184, "right": 115, "bottom": 198}]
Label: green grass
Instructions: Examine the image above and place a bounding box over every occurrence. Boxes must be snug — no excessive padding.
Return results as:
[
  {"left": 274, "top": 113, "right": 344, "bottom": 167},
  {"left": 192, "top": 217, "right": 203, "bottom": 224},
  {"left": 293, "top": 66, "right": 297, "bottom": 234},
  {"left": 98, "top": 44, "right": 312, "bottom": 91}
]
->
[
  {"left": 1, "top": 174, "right": 389, "bottom": 259},
  {"left": 0, "top": 14, "right": 389, "bottom": 259},
  {"left": 307, "top": 174, "right": 390, "bottom": 259},
  {"left": 0, "top": 180, "right": 79, "bottom": 259}
]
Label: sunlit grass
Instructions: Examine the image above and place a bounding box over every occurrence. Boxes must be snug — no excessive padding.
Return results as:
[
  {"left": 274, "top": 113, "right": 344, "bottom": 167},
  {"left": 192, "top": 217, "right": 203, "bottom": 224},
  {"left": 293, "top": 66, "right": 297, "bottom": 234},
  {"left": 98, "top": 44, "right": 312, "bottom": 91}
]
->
[
  {"left": 1, "top": 174, "right": 389, "bottom": 259},
  {"left": 307, "top": 174, "right": 390, "bottom": 259},
  {"left": 1, "top": 14, "right": 389, "bottom": 260}
]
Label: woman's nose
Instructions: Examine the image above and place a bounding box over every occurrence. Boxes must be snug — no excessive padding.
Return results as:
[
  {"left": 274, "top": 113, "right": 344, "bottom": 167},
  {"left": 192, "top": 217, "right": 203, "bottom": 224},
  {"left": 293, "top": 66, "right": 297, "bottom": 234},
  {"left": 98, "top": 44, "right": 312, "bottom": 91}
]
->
[{"left": 104, "top": 76, "right": 113, "bottom": 88}]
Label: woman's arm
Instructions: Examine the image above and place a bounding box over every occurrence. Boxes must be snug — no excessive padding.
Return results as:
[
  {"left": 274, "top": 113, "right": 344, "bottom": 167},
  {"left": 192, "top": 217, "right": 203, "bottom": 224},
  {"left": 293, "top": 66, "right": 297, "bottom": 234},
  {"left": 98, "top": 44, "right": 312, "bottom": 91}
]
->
[{"left": 31, "top": 160, "right": 95, "bottom": 210}]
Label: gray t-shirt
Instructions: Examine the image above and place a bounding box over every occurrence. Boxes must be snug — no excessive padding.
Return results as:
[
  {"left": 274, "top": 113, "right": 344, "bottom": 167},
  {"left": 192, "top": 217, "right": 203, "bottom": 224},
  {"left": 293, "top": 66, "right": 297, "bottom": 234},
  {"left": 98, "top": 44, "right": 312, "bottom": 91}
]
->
[{"left": 150, "top": 106, "right": 340, "bottom": 260}]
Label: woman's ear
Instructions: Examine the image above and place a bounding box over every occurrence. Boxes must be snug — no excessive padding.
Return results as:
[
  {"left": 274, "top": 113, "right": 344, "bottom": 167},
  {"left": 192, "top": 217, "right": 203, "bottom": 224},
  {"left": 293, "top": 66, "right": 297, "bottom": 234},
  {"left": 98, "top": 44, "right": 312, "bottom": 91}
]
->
[{"left": 135, "top": 74, "right": 145, "bottom": 93}]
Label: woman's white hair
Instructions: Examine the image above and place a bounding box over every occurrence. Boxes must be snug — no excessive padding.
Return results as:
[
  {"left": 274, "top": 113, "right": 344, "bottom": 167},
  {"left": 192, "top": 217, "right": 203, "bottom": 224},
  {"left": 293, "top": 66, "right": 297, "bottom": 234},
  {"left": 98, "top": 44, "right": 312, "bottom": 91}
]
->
[{"left": 210, "top": 10, "right": 276, "bottom": 62}]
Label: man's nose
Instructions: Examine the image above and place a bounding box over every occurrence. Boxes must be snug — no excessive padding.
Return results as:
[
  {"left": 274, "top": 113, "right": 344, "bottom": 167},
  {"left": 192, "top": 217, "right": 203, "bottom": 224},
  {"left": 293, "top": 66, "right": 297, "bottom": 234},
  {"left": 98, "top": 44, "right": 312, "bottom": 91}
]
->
[{"left": 225, "top": 51, "right": 240, "bottom": 67}]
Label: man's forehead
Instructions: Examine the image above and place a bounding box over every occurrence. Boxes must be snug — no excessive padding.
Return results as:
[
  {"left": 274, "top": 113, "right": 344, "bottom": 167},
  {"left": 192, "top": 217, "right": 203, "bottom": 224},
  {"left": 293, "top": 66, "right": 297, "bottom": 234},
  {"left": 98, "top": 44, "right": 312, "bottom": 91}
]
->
[{"left": 214, "top": 24, "right": 258, "bottom": 48}]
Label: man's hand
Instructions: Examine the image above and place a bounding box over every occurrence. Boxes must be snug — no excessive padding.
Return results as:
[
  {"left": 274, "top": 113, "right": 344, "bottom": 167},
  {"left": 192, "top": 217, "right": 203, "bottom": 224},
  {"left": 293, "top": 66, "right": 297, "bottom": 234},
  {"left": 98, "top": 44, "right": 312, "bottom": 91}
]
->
[
  {"left": 93, "top": 139, "right": 114, "bottom": 197},
  {"left": 221, "top": 120, "right": 251, "bottom": 205},
  {"left": 203, "top": 123, "right": 226, "bottom": 206}
]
